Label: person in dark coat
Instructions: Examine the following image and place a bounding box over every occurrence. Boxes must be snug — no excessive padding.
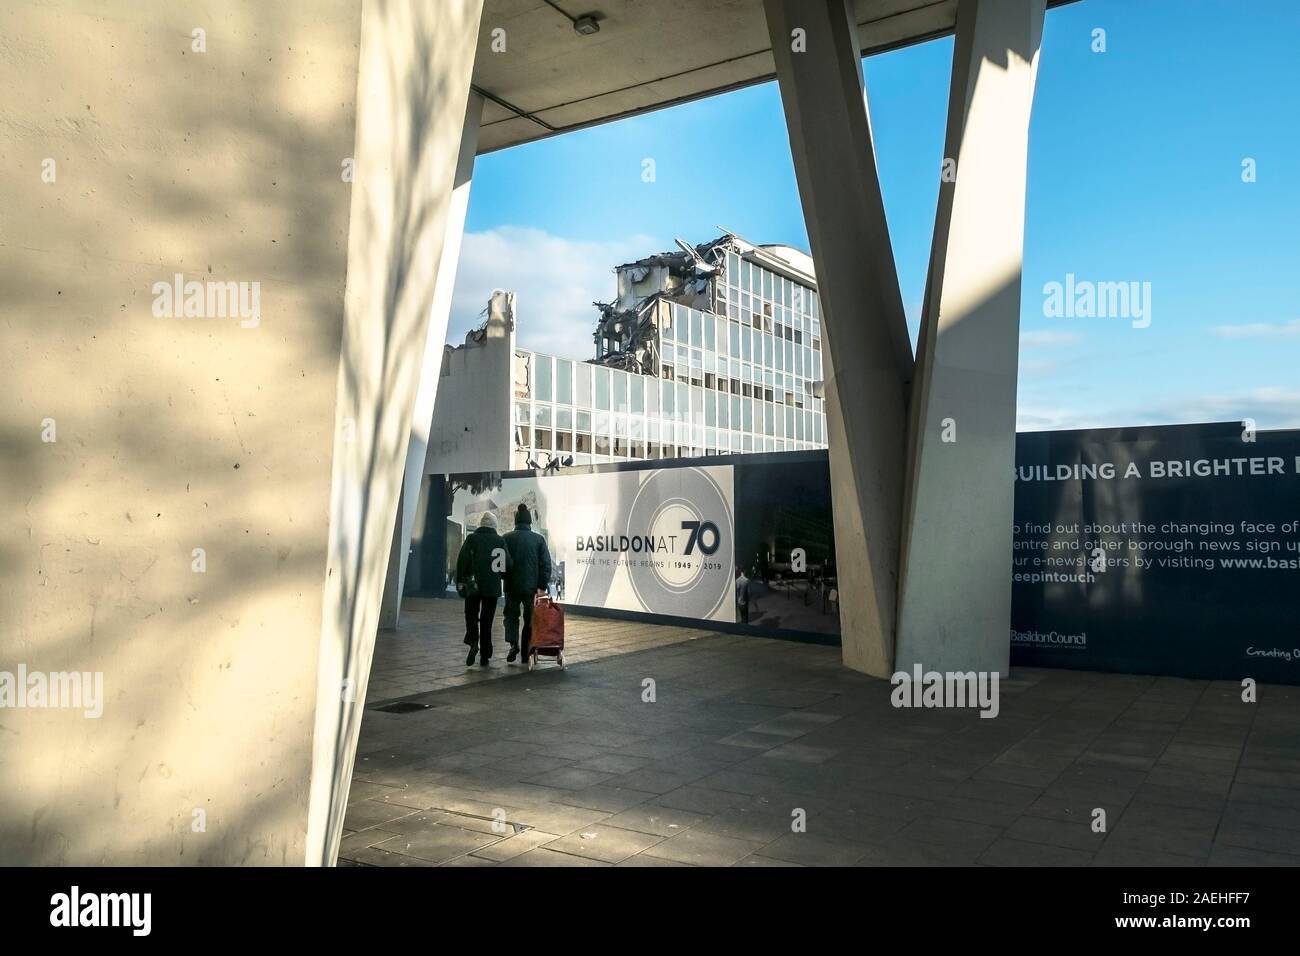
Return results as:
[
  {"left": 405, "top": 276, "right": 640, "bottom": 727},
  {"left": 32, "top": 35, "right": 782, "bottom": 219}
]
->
[
  {"left": 735, "top": 567, "right": 750, "bottom": 624},
  {"left": 455, "top": 512, "right": 510, "bottom": 666},
  {"left": 502, "top": 502, "right": 553, "bottom": 663}
]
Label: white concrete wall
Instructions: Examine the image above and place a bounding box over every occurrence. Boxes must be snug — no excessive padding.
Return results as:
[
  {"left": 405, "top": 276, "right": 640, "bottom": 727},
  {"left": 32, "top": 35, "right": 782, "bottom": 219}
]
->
[
  {"left": 0, "top": 0, "right": 360, "bottom": 864},
  {"left": 423, "top": 291, "right": 516, "bottom": 476}
]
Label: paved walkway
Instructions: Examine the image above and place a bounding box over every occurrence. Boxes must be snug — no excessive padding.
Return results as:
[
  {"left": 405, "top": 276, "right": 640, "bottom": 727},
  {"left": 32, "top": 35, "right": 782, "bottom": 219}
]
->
[
  {"left": 344, "top": 611, "right": 1300, "bottom": 867},
  {"left": 366, "top": 597, "right": 709, "bottom": 703}
]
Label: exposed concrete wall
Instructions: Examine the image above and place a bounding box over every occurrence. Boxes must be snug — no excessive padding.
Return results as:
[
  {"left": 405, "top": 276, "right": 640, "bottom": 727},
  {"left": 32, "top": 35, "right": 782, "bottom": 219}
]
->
[
  {"left": 767, "top": 0, "right": 1045, "bottom": 680},
  {"left": 305, "top": 0, "right": 485, "bottom": 866},
  {"left": 896, "top": 0, "right": 1045, "bottom": 673},
  {"left": 764, "top": 0, "right": 913, "bottom": 679},
  {"left": 423, "top": 290, "right": 516, "bottom": 476},
  {"left": 0, "top": 0, "right": 361, "bottom": 864},
  {"left": 380, "top": 91, "right": 483, "bottom": 632}
]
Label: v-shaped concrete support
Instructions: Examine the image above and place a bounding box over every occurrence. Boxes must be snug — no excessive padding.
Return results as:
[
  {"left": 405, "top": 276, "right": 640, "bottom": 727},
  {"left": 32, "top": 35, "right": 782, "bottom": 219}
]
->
[
  {"left": 765, "top": 0, "right": 1046, "bottom": 678},
  {"left": 764, "top": 0, "right": 913, "bottom": 679}
]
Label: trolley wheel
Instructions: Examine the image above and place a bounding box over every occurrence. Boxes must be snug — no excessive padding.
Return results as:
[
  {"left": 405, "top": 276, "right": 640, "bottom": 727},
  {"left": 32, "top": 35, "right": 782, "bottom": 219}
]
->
[
  {"left": 527, "top": 651, "right": 536, "bottom": 672},
  {"left": 557, "top": 651, "right": 566, "bottom": 670}
]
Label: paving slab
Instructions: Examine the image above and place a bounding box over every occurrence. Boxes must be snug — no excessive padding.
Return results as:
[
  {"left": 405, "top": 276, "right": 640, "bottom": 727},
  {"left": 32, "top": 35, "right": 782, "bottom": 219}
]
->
[
  {"left": 543, "top": 825, "right": 667, "bottom": 863},
  {"left": 344, "top": 605, "right": 1300, "bottom": 867},
  {"left": 641, "top": 830, "right": 766, "bottom": 866}
]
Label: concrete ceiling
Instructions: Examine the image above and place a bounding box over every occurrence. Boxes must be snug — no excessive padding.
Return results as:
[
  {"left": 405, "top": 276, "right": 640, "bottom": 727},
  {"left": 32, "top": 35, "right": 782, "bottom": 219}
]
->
[{"left": 474, "top": 0, "right": 1077, "bottom": 153}]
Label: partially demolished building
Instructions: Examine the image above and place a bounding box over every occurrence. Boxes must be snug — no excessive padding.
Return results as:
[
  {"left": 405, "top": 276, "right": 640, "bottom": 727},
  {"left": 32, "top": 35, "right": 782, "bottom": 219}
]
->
[{"left": 425, "top": 232, "right": 827, "bottom": 475}]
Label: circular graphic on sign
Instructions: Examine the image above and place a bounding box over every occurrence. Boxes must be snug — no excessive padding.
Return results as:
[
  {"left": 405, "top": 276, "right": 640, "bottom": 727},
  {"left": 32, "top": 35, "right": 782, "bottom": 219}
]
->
[{"left": 625, "top": 468, "right": 733, "bottom": 619}]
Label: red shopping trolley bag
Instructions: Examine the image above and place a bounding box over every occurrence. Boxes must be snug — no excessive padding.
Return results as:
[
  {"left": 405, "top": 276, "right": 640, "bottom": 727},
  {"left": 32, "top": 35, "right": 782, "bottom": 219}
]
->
[{"left": 528, "top": 596, "right": 566, "bottom": 670}]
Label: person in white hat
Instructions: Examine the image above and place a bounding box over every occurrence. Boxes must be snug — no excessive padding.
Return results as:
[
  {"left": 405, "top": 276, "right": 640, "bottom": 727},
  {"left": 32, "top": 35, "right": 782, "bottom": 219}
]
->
[{"left": 455, "top": 511, "right": 510, "bottom": 666}]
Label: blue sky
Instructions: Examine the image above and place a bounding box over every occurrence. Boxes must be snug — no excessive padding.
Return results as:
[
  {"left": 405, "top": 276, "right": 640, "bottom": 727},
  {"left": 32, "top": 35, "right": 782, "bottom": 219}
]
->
[{"left": 449, "top": 0, "right": 1300, "bottom": 431}]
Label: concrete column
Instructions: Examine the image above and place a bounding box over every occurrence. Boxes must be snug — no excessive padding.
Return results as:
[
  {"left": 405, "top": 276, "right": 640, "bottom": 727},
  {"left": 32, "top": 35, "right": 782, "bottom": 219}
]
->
[
  {"left": 378, "top": 480, "right": 407, "bottom": 629},
  {"left": 380, "top": 90, "right": 483, "bottom": 632},
  {"left": 0, "top": 0, "right": 362, "bottom": 865},
  {"left": 305, "top": 0, "right": 484, "bottom": 867},
  {"left": 764, "top": 0, "right": 913, "bottom": 678},
  {"left": 896, "top": 0, "right": 1045, "bottom": 673}
]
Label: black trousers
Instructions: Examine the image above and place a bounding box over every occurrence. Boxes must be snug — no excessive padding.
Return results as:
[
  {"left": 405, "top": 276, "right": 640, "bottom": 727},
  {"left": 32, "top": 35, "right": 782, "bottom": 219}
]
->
[
  {"left": 503, "top": 592, "right": 535, "bottom": 656},
  {"left": 463, "top": 595, "right": 498, "bottom": 660}
]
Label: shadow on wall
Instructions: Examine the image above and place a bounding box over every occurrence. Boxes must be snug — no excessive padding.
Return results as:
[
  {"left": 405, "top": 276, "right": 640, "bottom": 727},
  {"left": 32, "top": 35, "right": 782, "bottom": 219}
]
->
[
  {"left": 316, "top": 2, "right": 472, "bottom": 867},
  {"left": 0, "top": 1, "right": 361, "bottom": 864}
]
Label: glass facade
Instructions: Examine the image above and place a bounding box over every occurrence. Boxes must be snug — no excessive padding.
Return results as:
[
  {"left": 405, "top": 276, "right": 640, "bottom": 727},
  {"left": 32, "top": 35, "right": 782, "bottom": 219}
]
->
[{"left": 515, "top": 251, "right": 827, "bottom": 466}]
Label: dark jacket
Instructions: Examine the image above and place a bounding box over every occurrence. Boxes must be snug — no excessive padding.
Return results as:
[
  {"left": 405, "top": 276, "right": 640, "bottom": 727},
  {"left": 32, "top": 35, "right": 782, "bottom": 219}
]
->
[
  {"left": 504, "top": 517, "right": 552, "bottom": 595},
  {"left": 456, "top": 526, "right": 509, "bottom": 599}
]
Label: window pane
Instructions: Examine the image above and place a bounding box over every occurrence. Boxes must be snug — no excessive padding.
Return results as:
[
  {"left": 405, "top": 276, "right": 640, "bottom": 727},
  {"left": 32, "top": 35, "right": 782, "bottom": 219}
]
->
[
  {"left": 612, "top": 369, "right": 628, "bottom": 412},
  {"left": 555, "top": 359, "right": 573, "bottom": 405},
  {"left": 535, "top": 354, "right": 553, "bottom": 402},
  {"left": 575, "top": 362, "right": 592, "bottom": 407},
  {"left": 595, "top": 367, "right": 610, "bottom": 409}
]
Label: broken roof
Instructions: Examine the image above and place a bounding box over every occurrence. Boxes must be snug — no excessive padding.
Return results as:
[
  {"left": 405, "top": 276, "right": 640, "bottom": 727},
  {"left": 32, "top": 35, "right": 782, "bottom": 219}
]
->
[{"left": 613, "top": 230, "right": 816, "bottom": 287}]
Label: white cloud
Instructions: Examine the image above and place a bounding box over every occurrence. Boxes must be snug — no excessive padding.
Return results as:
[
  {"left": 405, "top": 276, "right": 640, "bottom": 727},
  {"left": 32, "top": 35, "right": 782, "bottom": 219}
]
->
[
  {"left": 1017, "top": 387, "right": 1300, "bottom": 432},
  {"left": 448, "top": 226, "right": 659, "bottom": 360},
  {"left": 1211, "top": 318, "right": 1300, "bottom": 339},
  {"left": 1017, "top": 330, "right": 1083, "bottom": 379},
  {"left": 1020, "top": 330, "right": 1083, "bottom": 348},
  {"left": 1016, "top": 405, "right": 1096, "bottom": 432},
  {"left": 1019, "top": 358, "right": 1062, "bottom": 377}
]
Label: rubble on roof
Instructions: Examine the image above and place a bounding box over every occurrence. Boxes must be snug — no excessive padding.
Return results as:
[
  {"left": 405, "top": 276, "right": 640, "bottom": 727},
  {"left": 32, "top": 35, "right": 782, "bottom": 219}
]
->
[{"left": 591, "top": 233, "right": 747, "bottom": 373}]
